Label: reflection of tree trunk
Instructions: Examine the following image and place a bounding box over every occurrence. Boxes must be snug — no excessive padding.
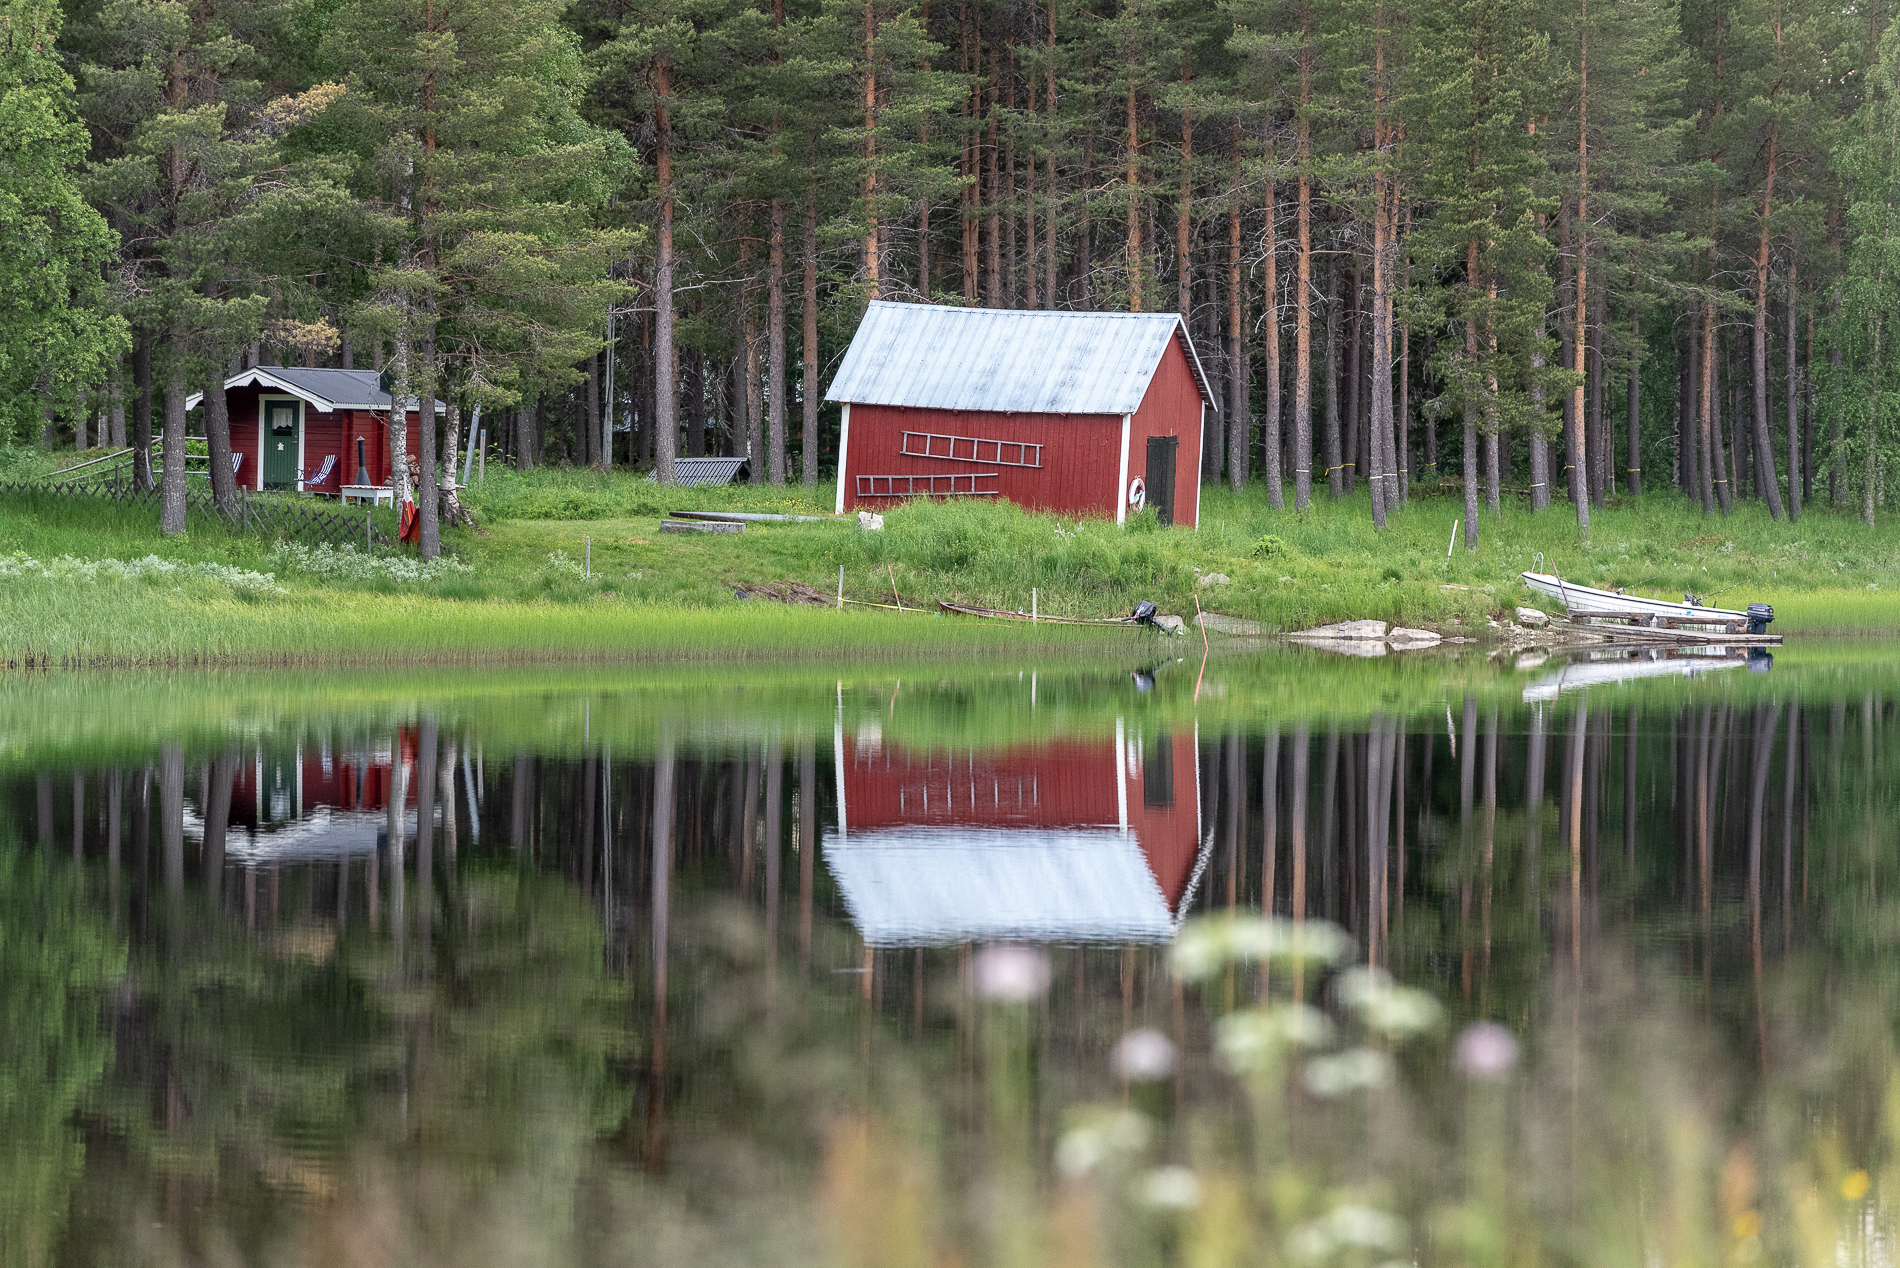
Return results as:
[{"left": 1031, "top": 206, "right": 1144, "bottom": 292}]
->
[
  {"left": 647, "top": 733, "right": 674, "bottom": 1172},
  {"left": 418, "top": 720, "right": 438, "bottom": 973},
  {"left": 1290, "top": 724, "right": 1308, "bottom": 1001},
  {"left": 109, "top": 769, "right": 123, "bottom": 922},
  {"left": 1261, "top": 726, "right": 1279, "bottom": 999},
  {"left": 136, "top": 766, "right": 152, "bottom": 932},
  {"left": 800, "top": 736, "right": 816, "bottom": 983},
  {"left": 1320, "top": 729, "right": 1338, "bottom": 922},
  {"left": 205, "top": 752, "right": 236, "bottom": 907},
  {"left": 440, "top": 736, "right": 459, "bottom": 883},
  {"left": 740, "top": 746, "right": 760, "bottom": 892},
  {"left": 1747, "top": 703, "right": 1778, "bottom": 1074},
  {"left": 1781, "top": 706, "right": 1798, "bottom": 952},
  {"left": 1565, "top": 704, "right": 1588, "bottom": 969},
  {"left": 511, "top": 754, "right": 531, "bottom": 855},
  {"left": 765, "top": 735, "right": 784, "bottom": 1004},
  {"left": 72, "top": 773, "right": 85, "bottom": 862},
  {"left": 1366, "top": 717, "right": 1391, "bottom": 969},
  {"left": 389, "top": 739, "right": 408, "bottom": 952},
  {"left": 37, "top": 775, "right": 53, "bottom": 846},
  {"left": 1482, "top": 709, "right": 1497, "bottom": 988},
  {"left": 1527, "top": 710, "right": 1542, "bottom": 908},
  {"left": 161, "top": 745, "right": 184, "bottom": 901}
]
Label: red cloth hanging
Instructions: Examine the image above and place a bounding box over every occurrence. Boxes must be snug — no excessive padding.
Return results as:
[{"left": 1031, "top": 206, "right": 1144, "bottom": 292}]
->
[{"left": 398, "top": 498, "right": 419, "bottom": 543}]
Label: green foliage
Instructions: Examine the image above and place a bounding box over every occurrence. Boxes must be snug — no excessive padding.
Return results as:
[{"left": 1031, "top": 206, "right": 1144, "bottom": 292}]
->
[{"left": 0, "top": 0, "right": 126, "bottom": 444}]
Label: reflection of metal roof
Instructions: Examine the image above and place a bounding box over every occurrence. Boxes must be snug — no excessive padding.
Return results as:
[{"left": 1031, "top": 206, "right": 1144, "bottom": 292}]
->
[
  {"left": 186, "top": 805, "right": 416, "bottom": 861},
  {"left": 823, "top": 825, "right": 1181, "bottom": 946},
  {"left": 825, "top": 302, "right": 1216, "bottom": 415},
  {"left": 185, "top": 366, "right": 446, "bottom": 414}
]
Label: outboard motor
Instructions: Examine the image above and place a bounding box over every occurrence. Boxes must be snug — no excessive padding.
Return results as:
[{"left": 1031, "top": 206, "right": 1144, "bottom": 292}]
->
[
  {"left": 1131, "top": 600, "right": 1159, "bottom": 627},
  {"left": 1746, "top": 602, "right": 1774, "bottom": 636}
]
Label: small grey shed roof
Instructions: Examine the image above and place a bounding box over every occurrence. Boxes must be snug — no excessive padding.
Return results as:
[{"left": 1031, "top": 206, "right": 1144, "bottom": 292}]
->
[
  {"left": 824, "top": 302, "right": 1217, "bottom": 416},
  {"left": 185, "top": 366, "right": 445, "bottom": 414}
]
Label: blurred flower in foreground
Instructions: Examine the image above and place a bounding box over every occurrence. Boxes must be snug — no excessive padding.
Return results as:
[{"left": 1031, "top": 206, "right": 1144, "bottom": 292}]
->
[
  {"left": 1055, "top": 1109, "right": 1151, "bottom": 1179},
  {"left": 1171, "top": 916, "right": 1354, "bottom": 982},
  {"left": 1112, "top": 1028, "right": 1176, "bottom": 1081},
  {"left": 970, "top": 944, "right": 1050, "bottom": 1002},
  {"left": 1136, "top": 1165, "right": 1202, "bottom": 1210},
  {"left": 1453, "top": 1022, "right": 1520, "bottom": 1079},
  {"left": 1286, "top": 1204, "right": 1409, "bottom": 1263},
  {"left": 1216, "top": 1004, "right": 1334, "bottom": 1076},
  {"left": 1843, "top": 1170, "right": 1871, "bottom": 1200},
  {"left": 1335, "top": 966, "right": 1443, "bottom": 1038},
  {"left": 1302, "top": 1047, "right": 1395, "bottom": 1098}
]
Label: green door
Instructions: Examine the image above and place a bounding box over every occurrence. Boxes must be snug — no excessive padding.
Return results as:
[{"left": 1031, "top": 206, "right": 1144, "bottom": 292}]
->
[{"left": 263, "top": 399, "right": 300, "bottom": 488}]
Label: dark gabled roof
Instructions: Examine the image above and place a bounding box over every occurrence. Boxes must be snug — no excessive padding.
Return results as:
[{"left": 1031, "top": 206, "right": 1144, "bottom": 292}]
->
[
  {"left": 824, "top": 302, "right": 1217, "bottom": 415},
  {"left": 185, "top": 366, "right": 445, "bottom": 413}
]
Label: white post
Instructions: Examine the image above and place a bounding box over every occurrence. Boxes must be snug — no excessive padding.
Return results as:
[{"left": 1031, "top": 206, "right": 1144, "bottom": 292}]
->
[
  {"left": 585, "top": 536, "right": 591, "bottom": 576},
  {"left": 834, "top": 403, "right": 852, "bottom": 515},
  {"left": 1032, "top": 588, "right": 1037, "bottom": 623},
  {"left": 1115, "top": 413, "right": 1132, "bottom": 526},
  {"left": 837, "top": 565, "right": 844, "bottom": 611}
]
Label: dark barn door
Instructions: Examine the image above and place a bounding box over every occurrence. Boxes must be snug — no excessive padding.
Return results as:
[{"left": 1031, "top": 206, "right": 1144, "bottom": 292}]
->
[{"left": 1145, "top": 435, "right": 1178, "bottom": 526}]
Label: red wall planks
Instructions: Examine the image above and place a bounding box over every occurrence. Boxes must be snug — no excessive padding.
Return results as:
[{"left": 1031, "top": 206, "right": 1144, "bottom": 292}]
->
[
  {"left": 224, "top": 386, "right": 422, "bottom": 494},
  {"left": 838, "top": 331, "right": 1206, "bottom": 526}
]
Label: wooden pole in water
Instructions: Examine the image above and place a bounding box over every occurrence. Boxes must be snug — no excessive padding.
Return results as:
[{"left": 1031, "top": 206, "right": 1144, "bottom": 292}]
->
[
  {"left": 1032, "top": 588, "right": 1038, "bottom": 623},
  {"left": 837, "top": 566, "right": 844, "bottom": 611}
]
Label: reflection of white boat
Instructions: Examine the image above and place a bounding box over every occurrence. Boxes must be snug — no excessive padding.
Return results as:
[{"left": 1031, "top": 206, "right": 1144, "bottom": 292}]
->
[
  {"left": 1520, "top": 572, "right": 1749, "bottom": 623},
  {"left": 1522, "top": 650, "right": 1750, "bottom": 701},
  {"left": 823, "top": 826, "right": 1192, "bottom": 945},
  {"left": 185, "top": 804, "right": 418, "bottom": 861}
]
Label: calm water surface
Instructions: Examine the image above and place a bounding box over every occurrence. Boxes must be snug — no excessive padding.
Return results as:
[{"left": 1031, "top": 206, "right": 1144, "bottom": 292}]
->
[{"left": 7, "top": 646, "right": 1900, "bottom": 1267}]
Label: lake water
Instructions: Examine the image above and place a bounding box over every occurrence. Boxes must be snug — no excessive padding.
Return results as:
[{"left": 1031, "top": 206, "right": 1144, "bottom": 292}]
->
[{"left": 6, "top": 644, "right": 1899, "bottom": 1267}]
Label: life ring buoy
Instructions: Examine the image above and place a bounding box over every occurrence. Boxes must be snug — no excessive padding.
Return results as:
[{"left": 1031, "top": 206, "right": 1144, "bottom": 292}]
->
[{"left": 1128, "top": 477, "right": 1146, "bottom": 510}]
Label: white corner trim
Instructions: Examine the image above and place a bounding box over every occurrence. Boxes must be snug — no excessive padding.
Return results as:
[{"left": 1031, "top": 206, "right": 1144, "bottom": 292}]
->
[
  {"left": 834, "top": 403, "right": 852, "bottom": 516},
  {"left": 1192, "top": 402, "right": 1204, "bottom": 529},
  {"left": 1116, "top": 413, "right": 1132, "bottom": 526}
]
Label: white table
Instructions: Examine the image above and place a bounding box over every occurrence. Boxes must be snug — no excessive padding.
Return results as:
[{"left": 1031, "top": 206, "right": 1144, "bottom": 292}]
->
[{"left": 340, "top": 485, "right": 394, "bottom": 507}]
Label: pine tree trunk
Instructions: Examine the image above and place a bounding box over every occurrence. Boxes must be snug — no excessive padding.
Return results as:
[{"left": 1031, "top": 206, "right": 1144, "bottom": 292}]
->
[
  {"left": 1369, "top": 194, "right": 1393, "bottom": 526},
  {"left": 863, "top": 0, "right": 880, "bottom": 297},
  {"left": 1293, "top": 101, "right": 1313, "bottom": 510},
  {"left": 1529, "top": 295, "right": 1551, "bottom": 511},
  {"left": 803, "top": 184, "right": 820, "bottom": 486},
  {"left": 1865, "top": 304, "right": 1883, "bottom": 527},
  {"left": 1570, "top": 237, "right": 1590, "bottom": 529},
  {"left": 1626, "top": 307, "right": 1642, "bottom": 496},
  {"left": 1178, "top": 96, "right": 1193, "bottom": 321},
  {"left": 986, "top": 30, "right": 1001, "bottom": 304},
  {"left": 1683, "top": 320, "right": 1698, "bottom": 499},
  {"left": 1484, "top": 282, "right": 1501, "bottom": 514},
  {"left": 1785, "top": 262, "right": 1799, "bottom": 519},
  {"left": 1588, "top": 279, "right": 1606, "bottom": 504},
  {"left": 134, "top": 329, "right": 154, "bottom": 491},
  {"left": 1125, "top": 65, "right": 1140, "bottom": 312},
  {"left": 769, "top": 201, "right": 788, "bottom": 484},
  {"left": 1263, "top": 170, "right": 1284, "bottom": 509},
  {"left": 1463, "top": 240, "right": 1481, "bottom": 548},
  {"left": 205, "top": 357, "right": 237, "bottom": 514},
  {"left": 1344, "top": 265, "right": 1360, "bottom": 494},
  {"left": 1044, "top": 0, "right": 1057, "bottom": 308},
  {"left": 1227, "top": 194, "right": 1249, "bottom": 492},
  {"left": 1398, "top": 319, "right": 1409, "bottom": 502},
  {"left": 961, "top": 5, "right": 977, "bottom": 301},
  {"left": 1751, "top": 133, "right": 1785, "bottom": 518},
  {"left": 110, "top": 367, "right": 126, "bottom": 449},
  {"left": 1699, "top": 296, "right": 1724, "bottom": 512},
  {"left": 1006, "top": 46, "right": 1018, "bottom": 306},
  {"left": 159, "top": 317, "right": 188, "bottom": 535},
  {"left": 584, "top": 350, "right": 600, "bottom": 468},
  {"left": 419, "top": 335, "right": 441, "bottom": 559},
  {"left": 1324, "top": 255, "right": 1341, "bottom": 498},
  {"left": 654, "top": 59, "right": 678, "bottom": 486}
]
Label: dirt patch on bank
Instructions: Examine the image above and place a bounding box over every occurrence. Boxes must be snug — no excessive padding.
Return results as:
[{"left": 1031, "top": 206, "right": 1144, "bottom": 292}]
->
[{"left": 734, "top": 580, "right": 835, "bottom": 606}]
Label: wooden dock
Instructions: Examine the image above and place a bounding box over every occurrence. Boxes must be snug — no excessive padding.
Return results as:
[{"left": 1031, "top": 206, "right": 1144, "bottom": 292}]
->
[{"left": 1562, "top": 609, "right": 1780, "bottom": 647}]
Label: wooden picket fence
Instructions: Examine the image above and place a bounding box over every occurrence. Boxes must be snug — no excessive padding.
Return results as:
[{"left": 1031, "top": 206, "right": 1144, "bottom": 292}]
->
[{"left": 0, "top": 473, "right": 390, "bottom": 549}]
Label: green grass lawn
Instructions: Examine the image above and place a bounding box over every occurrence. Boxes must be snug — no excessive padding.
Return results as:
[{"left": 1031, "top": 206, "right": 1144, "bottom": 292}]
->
[{"left": 4, "top": 459, "right": 1900, "bottom": 664}]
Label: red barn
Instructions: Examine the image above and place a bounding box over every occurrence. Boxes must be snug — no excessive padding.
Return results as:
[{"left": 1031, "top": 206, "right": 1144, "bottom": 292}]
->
[
  {"left": 824, "top": 726, "right": 1206, "bottom": 945},
  {"left": 825, "top": 303, "right": 1217, "bottom": 527},
  {"left": 187, "top": 366, "right": 444, "bottom": 496}
]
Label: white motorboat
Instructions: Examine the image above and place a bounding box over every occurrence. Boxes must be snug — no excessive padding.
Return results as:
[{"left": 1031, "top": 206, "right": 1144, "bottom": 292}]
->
[{"left": 1519, "top": 572, "right": 1753, "bottom": 624}]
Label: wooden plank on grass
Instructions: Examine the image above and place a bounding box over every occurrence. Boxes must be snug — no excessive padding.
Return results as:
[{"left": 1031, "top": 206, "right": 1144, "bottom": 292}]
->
[{"left": 657, "top": 517, "right": 737, "bottom": 532}]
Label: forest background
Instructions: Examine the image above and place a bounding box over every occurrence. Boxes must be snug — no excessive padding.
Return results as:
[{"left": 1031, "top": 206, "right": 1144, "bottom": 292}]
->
[{"left": 6, "top": 0, "right": 1900, "bottom": 562}]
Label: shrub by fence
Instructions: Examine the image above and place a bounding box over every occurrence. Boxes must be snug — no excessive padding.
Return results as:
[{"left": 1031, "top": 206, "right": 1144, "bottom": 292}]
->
[{"left": 0, "top": 475, "right": 391, "bottom": 549}]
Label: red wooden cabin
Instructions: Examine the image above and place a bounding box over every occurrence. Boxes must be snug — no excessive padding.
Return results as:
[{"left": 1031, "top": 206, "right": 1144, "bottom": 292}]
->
[
  {"left": 825, "top": 728, "right": 1205, "bottom": 945},
  {"left": 825, "top": 303, "right": 1217, "bottom": 528},
  {"left": 186, "top": 367, "right": 444, "bottom": 495}
]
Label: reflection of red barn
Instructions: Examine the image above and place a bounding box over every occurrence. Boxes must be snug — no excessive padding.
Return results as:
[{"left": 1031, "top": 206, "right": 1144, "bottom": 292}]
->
[
  {"left": 825, "top": 303, "right": 1216, "bottom": 527},
  {"left": 825, "top": 729, "right": 1205, "bottom": 945}
]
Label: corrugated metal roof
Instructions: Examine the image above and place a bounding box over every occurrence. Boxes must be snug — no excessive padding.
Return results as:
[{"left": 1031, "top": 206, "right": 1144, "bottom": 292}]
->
[
  {"left": 825, "top": 302, "right": 1217, "bottom": 415},
  {"left": 644, "top": 456, "right": 749, "bottom": 487}
]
